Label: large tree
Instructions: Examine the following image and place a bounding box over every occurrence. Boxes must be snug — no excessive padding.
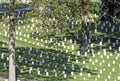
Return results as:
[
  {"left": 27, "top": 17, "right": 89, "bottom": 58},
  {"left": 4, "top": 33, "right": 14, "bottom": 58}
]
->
[
  {"left": 30, "top": 0, "right": 89, "bottom": 53},
  {"left": 80, "top": 0, "right": 89, "bottom": 53},
  {"left": 9, "top": 0, "right": 16, "bottom": 81},
  {"left": 100, "top": 0, "right": 120, "bottom": 21}
]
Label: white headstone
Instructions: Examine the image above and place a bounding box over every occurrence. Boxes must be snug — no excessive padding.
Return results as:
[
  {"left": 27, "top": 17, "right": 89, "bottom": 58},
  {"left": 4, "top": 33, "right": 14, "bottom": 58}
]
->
[
  {"left": 102, "top": 59, "right": 105, "bottom": 63},
  {"left": 72, "top": 64, "right": 75, "bottom": 70},
  {"left": 116, "top": 40, "right": 119, "bottom": 45},
  {"left": 118, "top": 76, "right": 120, "bottom": 80},
  {"left": 55, "top": 72, "right": 57, "bottom": 77},
  {"left": 74, "top": 76, "right": 76, "bottom": 79},
  {"left": 72, "top": 44, "right": 74, "bottom": 50},
  {"left": 37, "top": 70, "right": 40, "bottom": 75},
  {"left": 1, "top": 53, "right": 4, "bottom": 59},
  {"left": 112, "top": 43, "right": 115, "bottom": 47},
  {"left": 20, "top": 69, "right": 23, "bottom": 73},
  {"left": 46, "top": 72, "right": 49, "bottom": 76},
  {"left": 88, "top": 73, "right": 91, "bottom": 77},
  {"left": 108, "top": 63, "right": 110, "bottom": 67},
  {"left": 97, "top": 74, "right": 100, "bottom": 78},
  {"left": 77, "top": 51, "right": 80, "bottom": 55},
  {"left": 71, "top": 71, "right": 74, "bottom": 75},
  {"left": 80, "top": 72, "right": 83, "bottom": 76},
  {"left": 112, "top": 68, "right": 115, "bottom": 72},
  {"left": 100, "top": 41, "right": 102, "bottom": 48},
  {"left": 100, "top": 70, "right": 102, "bottom": 74},
  {"left": 107, "top": 55, "right": 109, "bottom": 59},
  {"left": 103, "top": 49, "right": 106, "bottom": 56},
  {"left": 5, "top": 79, "right": 8, "bottom": 81},
  {"left": 108, "top": 39, "right": 110, "bottom": 43},
  {"left": 70, "top": 39, "right": 72, "bottom": 43},
  {"left": 92, "top": 61, "right": 95, "bottom": 65},
  {"left": 99, "top": 62, "right": 102, "bottom": 66},
  {"left": 119, "top": 47, "right": 120, "bottom": 51},
  {"left": 109, "top": 46, "right": 112, "bottom": 50},
  {"left": 95, "top": 59, "right": 98, "bottom": 63},
  {"left": 108, "top": 75, "right": 111, "bottom": 79},
  {"left": 64, "top": 74, "right": 67, "bottom": 78},
  {"left": 76, "top": 59, "right": 78, "bottom": 63}
]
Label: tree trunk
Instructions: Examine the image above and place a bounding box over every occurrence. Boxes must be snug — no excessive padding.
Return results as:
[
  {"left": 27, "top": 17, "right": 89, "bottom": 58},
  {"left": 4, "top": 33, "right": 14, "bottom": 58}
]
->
[
  {"left": 9, "top": 0, "right": 16, "bottom": 81},
  {"left": 80, "top": 0, "right": 88, "bottom": 54},
  {"left": 81, "top": 15, "right": 88, "bottom": 53}
]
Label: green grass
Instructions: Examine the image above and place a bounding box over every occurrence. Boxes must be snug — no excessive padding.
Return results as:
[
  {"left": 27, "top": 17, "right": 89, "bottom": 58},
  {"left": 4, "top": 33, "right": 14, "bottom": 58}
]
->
[
  {"left": 0, "top": 18, "right": 119, "bottom": 81},
  {"left": 0, "top": 79, "right": 4, "bottom": 81}
]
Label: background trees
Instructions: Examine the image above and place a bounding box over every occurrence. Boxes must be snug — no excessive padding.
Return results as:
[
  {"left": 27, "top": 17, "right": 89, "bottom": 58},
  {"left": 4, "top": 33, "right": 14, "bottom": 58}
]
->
[
  {"left": 29, "top": 0, "right": 90, "bottom": 53},
  {"left": 100, "top": 0, "right": 120, "bottom": 21}
]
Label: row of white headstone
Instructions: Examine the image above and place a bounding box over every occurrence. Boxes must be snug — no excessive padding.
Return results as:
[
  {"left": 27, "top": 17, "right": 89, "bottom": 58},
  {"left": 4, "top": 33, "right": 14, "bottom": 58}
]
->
[{"left": 0, "top": 45, "right": 120, "bottom": 80}]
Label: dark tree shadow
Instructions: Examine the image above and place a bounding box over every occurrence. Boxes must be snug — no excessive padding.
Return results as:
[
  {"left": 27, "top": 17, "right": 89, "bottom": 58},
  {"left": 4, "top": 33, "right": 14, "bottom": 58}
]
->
[{"left": 0, "top": 41, "right": 98, "bottom": 81}]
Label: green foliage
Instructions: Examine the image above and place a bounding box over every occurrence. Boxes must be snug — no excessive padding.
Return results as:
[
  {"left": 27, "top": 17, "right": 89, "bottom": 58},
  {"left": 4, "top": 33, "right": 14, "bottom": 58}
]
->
[
  {"left": 26, "top": 0, "right": 86, "bottom": 36},
  {"left": 25, "top": 10, "right": 40, "bottom": 18}
]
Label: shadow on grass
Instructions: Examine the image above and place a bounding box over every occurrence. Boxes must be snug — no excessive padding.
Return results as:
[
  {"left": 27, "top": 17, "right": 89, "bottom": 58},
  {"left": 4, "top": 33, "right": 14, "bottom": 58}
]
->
[
  {"left": 0, "top": 2, "right": 31, "bottom": 20},
  {"left": 15, "top": 47, "right": 98, "bottom": 81},
  {"left": 87, "top": 20, "right": 120, "bottom": 54},
  {"left": 0, "top": 3, "right": 30, "bottom": 10},
  {"left": 0, "top": 41, "right": 98, "bottom": 81}
]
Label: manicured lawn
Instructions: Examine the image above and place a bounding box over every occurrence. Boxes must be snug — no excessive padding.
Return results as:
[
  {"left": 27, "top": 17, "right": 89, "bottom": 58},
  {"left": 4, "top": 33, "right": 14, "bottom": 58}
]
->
[{"left": 0, "top": 16, "right": 120, "bottom": 81}]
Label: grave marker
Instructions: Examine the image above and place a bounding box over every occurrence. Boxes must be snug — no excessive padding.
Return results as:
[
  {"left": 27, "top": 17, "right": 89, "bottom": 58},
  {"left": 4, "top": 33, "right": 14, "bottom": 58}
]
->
[
  {"left": 64, "top": 74, "right": 67, "bottom": 78},
  {"left": 46, "top": 72, "right": 49, "bottom": 76},
  {"left": 100, "top": 70, "right": 102, "bottom": 74},
  {"left": 112, "top": 43, "right": 115, "bottom": 47},
  {"left": 1, "top": 53, "right": 4, "bottom": 59},
  {"left": 97, "top": 74, "right": 100, "bottom": 78},
  {"left": 55, "top": 72, "right": 57, "bottom": 77},
  {"left": 108, "top": 75, "right": 111, "bottom": 79},
  {"left": 74, "top": 76, "right": 76, "bottom": 79},
  {"left": 88, "top": 73, "right": 91, "bottom": 77},
  {"left": 77, "top": 51, "right": 80, "bottom": 55},
  {"left": 80, "top": 72, "right": 83, "bottom": 76},
  {"left": 72, "top": 44, "right": 74, "bottom": 50},
  {"left": 71, "top": 71, "right": 74, "bottom": 76},
  {"left": 103, "top": 49, "right": 106, "bottom": 56},
  {"left": 72, "top": 64, "right": 75, "bottom": 70},
  {"left": 102, "top": 59, "right": 105, "bottom": 63},
  {"left": 38, "top": 70, "right": 40, "bottom": 75},
  {"left": 109, "top": 46, "right": 112, "bottom": 50},
  {"left": 100, "top": 41, "right": 102, "bottom": 49},
  {"left": 108, "top": 63, "right": 110, "bottom": 67},
  {"left": 20, "top": 69, "right": 23, "bottom": 73}
]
